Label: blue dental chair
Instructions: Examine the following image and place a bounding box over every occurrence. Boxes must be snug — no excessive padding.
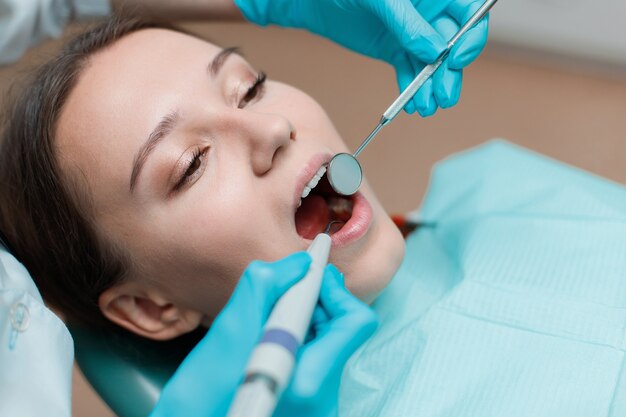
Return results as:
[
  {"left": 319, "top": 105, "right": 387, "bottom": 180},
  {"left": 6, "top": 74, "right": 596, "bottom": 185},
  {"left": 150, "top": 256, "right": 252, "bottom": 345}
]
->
[
  {"left": 69, "top": 324, "right": 205, "bottom": 417},
  {"left": 1, "top": 230, "right": 199, "bottom": 417}
]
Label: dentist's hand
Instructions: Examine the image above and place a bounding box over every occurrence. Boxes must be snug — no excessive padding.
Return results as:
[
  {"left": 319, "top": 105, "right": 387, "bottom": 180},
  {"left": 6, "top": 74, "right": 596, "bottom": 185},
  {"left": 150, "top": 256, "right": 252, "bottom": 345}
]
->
[
  {"left": 150, "top": 252, "right": 377, "bottom": 417},
  {"left": 234, "top": 0, "right": 489, "bottom": 117}
]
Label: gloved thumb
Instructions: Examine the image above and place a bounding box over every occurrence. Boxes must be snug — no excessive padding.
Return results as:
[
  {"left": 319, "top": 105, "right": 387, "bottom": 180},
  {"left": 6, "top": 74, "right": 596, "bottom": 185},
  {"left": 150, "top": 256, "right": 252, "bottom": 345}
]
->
[
  {"left": 152, "top": 252, "right": 312, "bottom": 417},
  {"left": 210, "top": 252, "right": 312, "bottom": 346}
]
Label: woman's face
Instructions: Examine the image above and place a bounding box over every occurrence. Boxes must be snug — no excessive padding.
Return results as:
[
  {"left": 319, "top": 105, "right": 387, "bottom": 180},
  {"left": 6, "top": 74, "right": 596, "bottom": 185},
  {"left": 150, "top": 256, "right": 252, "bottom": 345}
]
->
[{"left": 56, "top": 29, "right": 404, "bottom": 337}]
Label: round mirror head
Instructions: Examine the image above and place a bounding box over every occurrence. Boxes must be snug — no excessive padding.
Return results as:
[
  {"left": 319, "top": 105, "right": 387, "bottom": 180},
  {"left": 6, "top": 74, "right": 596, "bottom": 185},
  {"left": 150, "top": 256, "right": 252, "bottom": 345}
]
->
[{"left": 327, "top": 153, "right": 362, "bottom": 196}]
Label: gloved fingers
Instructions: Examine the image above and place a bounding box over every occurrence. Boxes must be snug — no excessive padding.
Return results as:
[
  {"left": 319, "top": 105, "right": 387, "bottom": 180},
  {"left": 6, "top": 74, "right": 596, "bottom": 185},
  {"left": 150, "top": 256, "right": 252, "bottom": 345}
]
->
[
  {"left": 433, "top": 62, "right": 463, "bottom": 109},
  {"left": 304, "top": 302, "right": 331, "bottom": 344},
  {"left": 398, "top": 50, "right": 437, "bottom": 117},
  {"left": 154, "top": 252, "right": 313, "bottom": 416},
  {"left": 412, "top": 75, "right": 437, "bottom": 117},
  {"left": 393, "top": 53, "right": 417, "bottom": 114},
  {"left": 217, "top": 252, "right": 312, "bottom": 329},
  {"left": 366, "top": 0, "right": 447, "bottom": 63},
  {"left": 207, "top": 252, "right": 312, "bottom": 350},
  {"left": 445, "top": 0, "right": 490, "bottom": 70},
  {"left": 411, "top": 0, "right": 454, "bottom": 22},
  {"left": 315, "top": 264, "right": 374, "bottom": 323},
  {"left": 311, "top": 301, "right": 331, "bottom": 328},
  {"left": 448, "top": 16, "right": 488, "bottom": 69},
  {"left": 288, "top": 265, "right": 377, "bottom": 398},
  {"left": 403, "top": 35, "right": 438, "bottom": 117},
  {"left": 447, "top": 0, "right": 484, "bottom": 24},
  {"left": 431, "top": 16, "right": 464, "bottom": 108},
  {"left": 170, "top": 253, "right": 312, "bottom": 385},
  {"left": 393, "top": 50, "right": 439, "bottom": 116}
]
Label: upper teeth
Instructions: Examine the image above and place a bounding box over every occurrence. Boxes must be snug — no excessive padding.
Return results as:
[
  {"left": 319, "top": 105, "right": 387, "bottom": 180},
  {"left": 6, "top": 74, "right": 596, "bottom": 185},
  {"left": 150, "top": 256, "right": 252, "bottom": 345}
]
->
[{"left": 300, "top": 166, "right": 327, "bottom": 201}]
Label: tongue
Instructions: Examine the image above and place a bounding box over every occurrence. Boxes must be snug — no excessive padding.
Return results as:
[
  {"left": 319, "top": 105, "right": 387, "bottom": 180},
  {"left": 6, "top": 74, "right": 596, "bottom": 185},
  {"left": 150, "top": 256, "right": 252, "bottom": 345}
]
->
[{"left": 295, "top": 194, "right": 330, "bottom": 239}]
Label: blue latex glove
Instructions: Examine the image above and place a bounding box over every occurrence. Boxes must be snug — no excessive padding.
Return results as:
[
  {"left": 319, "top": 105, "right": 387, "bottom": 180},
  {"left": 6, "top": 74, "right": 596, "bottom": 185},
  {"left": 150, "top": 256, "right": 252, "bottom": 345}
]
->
[
  {"left": 150, "top": 252, "right": 377, "bottom": 417},
  {"left": 234, "top": 0, "right": 489, "bottom": 117}
]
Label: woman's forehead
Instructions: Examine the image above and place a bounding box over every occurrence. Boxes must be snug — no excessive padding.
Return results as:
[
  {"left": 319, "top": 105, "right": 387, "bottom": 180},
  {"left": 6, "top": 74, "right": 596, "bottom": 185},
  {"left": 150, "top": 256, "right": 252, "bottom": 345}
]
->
[
  {"left": 110, "top": 28, "right": 221, "bottom": 58},
  {"left": 83, "top": 29, "right": 222, "bottom": 91},
  {"left": 58, "top": 29, "right": 235, "bottom": 155},
  {"left": 55, "top": 29, "right": 223, "bottom": 204}
]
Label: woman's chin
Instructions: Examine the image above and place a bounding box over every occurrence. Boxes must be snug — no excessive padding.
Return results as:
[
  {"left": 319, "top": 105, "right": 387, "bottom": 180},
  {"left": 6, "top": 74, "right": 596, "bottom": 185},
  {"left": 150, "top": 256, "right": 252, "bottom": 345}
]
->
[{"left": 345, "top": 223, "right": 406, "bottom": 303}]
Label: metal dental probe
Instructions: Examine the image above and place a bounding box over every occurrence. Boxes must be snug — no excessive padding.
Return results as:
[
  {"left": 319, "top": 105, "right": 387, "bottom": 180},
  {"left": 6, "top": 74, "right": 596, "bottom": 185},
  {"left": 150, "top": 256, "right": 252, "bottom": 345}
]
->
[
  {"left": 227, "top": 221, "right": 343, "bottom": 417},
  {"left": 325, "top": 0, "right": 499, "bottom": 196}
]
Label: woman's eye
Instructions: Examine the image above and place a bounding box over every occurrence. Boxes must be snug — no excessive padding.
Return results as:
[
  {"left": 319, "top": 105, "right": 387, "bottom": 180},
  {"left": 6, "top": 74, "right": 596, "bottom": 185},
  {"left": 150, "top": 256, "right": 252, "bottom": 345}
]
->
[
  {"left": 238, "top": 72, "right": 267, "bottom": 109},
  {"left": 173, "top": 147, "right": 209, "bottom": 191}
]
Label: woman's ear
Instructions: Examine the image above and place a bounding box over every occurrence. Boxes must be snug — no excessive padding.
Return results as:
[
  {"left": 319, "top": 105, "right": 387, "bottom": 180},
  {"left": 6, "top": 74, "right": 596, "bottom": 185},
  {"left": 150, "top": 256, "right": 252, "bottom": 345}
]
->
[{"left": 99, "top": 284, "right": 203, "bottom": 340}]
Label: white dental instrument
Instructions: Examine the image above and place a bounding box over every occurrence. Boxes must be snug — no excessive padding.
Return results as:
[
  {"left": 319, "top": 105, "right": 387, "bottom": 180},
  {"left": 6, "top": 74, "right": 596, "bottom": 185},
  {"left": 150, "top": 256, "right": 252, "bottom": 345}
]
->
[
  {"left": 226, "top": 223, "right": 337, "bottom": 417},
  {"left": 325, "top": 0, "right": 499, "bottom": 196}
]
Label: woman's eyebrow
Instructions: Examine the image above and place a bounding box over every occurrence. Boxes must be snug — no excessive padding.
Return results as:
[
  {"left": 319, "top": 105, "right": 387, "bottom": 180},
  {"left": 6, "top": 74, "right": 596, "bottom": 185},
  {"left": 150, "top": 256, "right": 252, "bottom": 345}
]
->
[
  {"left": 130, "top": 110, "right": 180, "bottom": 192},
  {"left": 129, "top": 47, "right": 241, "bottom": 192},
  {"left": 209, "top": 47, "right": 241, "bottom": 76}
]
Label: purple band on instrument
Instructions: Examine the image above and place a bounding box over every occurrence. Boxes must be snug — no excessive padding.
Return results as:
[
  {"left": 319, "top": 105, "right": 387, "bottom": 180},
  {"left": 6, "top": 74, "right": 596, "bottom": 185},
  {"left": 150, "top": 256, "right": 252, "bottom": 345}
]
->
[{"left": 260, "top": 329, "right": 299, "bottom": 356}]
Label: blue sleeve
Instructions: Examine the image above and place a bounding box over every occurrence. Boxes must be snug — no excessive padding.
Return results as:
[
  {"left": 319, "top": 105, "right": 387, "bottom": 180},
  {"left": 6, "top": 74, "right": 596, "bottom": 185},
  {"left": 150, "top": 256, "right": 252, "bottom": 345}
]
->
[{"left": 0, "top": 0, "right": 110, "bottom": 65}]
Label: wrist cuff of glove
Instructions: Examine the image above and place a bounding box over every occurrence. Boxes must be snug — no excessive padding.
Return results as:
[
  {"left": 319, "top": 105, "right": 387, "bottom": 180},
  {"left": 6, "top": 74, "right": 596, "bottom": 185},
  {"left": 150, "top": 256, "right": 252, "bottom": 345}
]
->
[
  {"left": 233, "top": 0, "right": 270, "bottom": 26},
  {"left": 233, "top": 0, "right": 301, "bottom": 28}
]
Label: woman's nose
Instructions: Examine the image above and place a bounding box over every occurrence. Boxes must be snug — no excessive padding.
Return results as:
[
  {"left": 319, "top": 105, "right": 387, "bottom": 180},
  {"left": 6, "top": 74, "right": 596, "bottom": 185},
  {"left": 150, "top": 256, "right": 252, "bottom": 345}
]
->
[{"left": 232, "top": 110, "right": 295, "bottom": 176}]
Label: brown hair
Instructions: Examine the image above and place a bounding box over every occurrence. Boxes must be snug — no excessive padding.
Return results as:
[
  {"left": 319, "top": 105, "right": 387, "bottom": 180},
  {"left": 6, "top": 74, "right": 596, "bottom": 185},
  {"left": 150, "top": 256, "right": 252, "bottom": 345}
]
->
[{"left": 0, "top": 15, "right": 184, "bottom": 328}]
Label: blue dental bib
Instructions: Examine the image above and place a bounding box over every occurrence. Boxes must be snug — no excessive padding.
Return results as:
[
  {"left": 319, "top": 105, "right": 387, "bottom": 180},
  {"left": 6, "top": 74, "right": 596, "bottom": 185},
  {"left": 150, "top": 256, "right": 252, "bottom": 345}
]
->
[{"left": 340, "top": 140, "right": 626, "bottom": 417}]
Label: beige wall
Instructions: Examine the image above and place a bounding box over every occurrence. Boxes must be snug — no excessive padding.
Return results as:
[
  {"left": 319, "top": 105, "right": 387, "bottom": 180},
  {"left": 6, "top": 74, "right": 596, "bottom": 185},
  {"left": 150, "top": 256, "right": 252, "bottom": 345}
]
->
[{"left": 2, "top": 22, "right": 626, "bottom": 416}]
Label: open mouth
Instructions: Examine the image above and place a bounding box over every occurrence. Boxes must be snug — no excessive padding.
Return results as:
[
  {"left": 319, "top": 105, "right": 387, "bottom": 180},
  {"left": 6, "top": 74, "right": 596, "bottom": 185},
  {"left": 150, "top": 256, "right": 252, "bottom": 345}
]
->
[{"left": 295, "top": 171, "right": 353, "bottom": 240}]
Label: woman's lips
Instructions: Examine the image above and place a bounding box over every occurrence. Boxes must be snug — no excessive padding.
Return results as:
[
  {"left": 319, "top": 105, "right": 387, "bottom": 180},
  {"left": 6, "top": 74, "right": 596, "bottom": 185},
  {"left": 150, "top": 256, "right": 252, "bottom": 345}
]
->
[
  {"left": 329, "top": 192, "right": 372, "bottom": 247},
  {"left": 293, "top": 152, "right": 372, "bottom": 248}
]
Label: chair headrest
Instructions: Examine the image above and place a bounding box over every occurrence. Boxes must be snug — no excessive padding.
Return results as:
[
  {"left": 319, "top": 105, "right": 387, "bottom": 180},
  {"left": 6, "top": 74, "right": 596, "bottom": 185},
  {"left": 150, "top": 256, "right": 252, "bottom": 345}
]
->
[{"left": 70, "top": 324, "right": 206, "bottom": 417}]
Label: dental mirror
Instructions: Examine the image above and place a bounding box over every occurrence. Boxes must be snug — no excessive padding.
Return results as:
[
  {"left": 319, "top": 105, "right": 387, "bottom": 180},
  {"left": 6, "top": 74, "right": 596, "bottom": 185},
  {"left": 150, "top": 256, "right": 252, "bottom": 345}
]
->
[
  {"left": 325, "top": 0, "right": 498, "bottom": 196},
  {"left": 326, "top": 153, "right": 363, "bottom": 196}
]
